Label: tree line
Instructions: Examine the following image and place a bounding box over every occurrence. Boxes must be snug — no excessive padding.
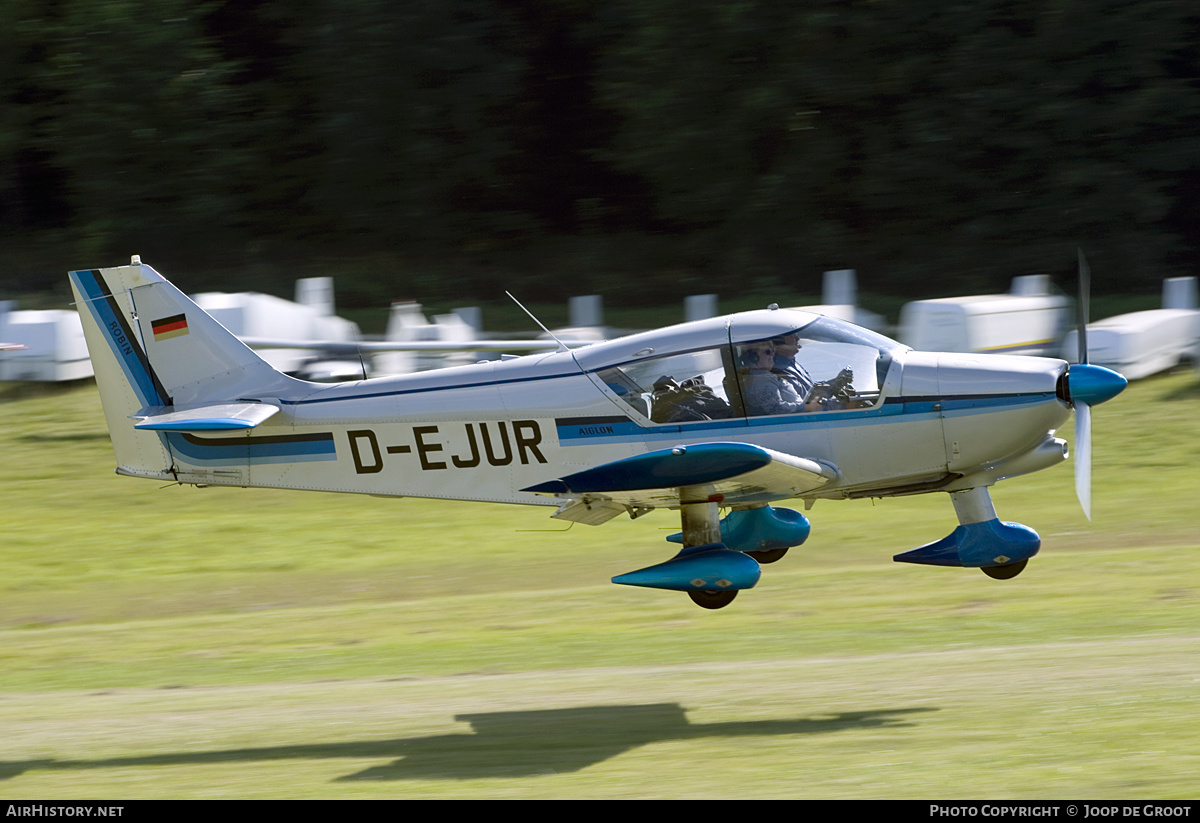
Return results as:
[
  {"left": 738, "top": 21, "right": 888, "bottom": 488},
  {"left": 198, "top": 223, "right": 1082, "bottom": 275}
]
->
[{"left": 3, "top": 0, "right": 1198, "bottom": 304}]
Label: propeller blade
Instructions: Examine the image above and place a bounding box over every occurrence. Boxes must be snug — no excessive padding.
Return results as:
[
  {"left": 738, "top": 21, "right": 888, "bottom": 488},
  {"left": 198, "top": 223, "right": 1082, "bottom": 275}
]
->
[
  {"left": 1074, "top": 400, "right": 1092, "bottom": 521},
  {"left": 1077, "top": 248, "right": 1091, "bottom": 365}
]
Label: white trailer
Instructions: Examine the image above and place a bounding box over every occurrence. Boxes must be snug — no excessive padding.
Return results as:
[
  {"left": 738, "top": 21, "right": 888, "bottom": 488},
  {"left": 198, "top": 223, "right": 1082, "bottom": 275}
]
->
[
  {"left": 192, "top": 282, "right": 360, "bottom": 375},
  {"left": 898, "top": 286, "right": 1070, "bottom": 355},
  {"left": 1062, "top": 309, "right": 1199, "bottom": 380},
  {"left": 0, "top": 308, "right": 94, "bottom": 382},
  {"left": 374, "top": 300, "right": 480, "bottom": 375}
]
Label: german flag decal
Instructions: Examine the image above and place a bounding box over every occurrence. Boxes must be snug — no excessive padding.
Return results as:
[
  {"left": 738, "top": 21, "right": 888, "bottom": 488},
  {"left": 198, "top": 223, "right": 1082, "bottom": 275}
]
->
[{"left": 152, "top": 313, "right": 189, "bottom": 341}]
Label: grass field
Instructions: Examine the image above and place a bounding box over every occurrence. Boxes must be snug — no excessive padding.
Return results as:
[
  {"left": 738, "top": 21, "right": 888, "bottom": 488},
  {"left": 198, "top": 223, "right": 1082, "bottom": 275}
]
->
[{"left": 1, "top": 372, "right": 1198, "bottom": 799}]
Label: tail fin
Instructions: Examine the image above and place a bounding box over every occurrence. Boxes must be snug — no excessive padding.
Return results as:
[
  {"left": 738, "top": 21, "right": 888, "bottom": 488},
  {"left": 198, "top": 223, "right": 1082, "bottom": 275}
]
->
[{"left": 69, "top": 259, "right": 303, "bottom": 480}]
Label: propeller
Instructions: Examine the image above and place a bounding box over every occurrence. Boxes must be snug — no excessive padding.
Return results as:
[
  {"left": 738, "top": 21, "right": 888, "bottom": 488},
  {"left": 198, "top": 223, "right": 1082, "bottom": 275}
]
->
[
  {"left": 1076, "top": 249, "right": 1092, "bottom": 520},
  {"left": 1077, "top": 248, "right": 1090, "bottom": 366},
  {"left": 1074, "top": 399, "right": 1092, "bottom": 519},
  {"left": 1065, "top": 249, "right": 1127, "bottom": 520}
]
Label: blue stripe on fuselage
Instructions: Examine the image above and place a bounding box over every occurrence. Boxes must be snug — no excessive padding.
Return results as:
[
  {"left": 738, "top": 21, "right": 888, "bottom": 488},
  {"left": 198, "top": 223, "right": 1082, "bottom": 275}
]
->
[
  {"left": 166, "top": 431, "right": 337, "bottom": 465},
  {"left": 555, "top": 416, "right": 645, "bottom": 441},
  {"left": 553, "top": 392, "right": 1058, "bottom": 445}
]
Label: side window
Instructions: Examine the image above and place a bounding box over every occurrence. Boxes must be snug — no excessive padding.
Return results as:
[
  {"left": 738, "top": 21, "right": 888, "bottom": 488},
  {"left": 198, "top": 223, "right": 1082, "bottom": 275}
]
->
[{"left": 597, "top": 346, "right": 738, "bottom": 424}]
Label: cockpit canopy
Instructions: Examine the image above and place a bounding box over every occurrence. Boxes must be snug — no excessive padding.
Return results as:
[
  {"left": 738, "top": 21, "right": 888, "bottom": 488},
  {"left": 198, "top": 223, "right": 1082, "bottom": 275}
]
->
[{"left": 574, "top": 309, "right": 907, "bottom": 424}]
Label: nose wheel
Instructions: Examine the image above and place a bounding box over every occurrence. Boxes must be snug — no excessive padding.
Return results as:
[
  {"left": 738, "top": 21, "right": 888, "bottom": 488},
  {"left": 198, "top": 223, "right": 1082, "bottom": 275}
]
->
[
  {"left": 981, "top": 559, "right": 1028, "bottom": 580},
  {"left": 688, "top": 589, "right": 738, "bottom": 609}
]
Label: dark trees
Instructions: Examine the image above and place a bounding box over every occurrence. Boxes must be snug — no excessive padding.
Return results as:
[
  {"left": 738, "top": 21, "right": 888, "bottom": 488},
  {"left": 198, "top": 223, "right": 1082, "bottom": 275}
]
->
[{"left": 3, "top": 0, "right": 1198, "bottom": 300}]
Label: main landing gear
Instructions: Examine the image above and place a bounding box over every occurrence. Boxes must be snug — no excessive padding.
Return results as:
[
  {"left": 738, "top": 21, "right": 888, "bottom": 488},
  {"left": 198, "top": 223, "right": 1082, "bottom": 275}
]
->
[
  {"left": 612, "top": 492, "right": 812, "bottom": 609},
  {"left": 746, "top": 547, "right": 789, "bottom": 564}
]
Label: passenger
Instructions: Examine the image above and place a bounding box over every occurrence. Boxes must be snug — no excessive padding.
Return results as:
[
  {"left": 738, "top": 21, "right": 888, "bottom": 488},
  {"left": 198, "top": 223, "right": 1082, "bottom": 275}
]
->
[{"left": 739, "top": 342, "right": 813, "bottom": 416}]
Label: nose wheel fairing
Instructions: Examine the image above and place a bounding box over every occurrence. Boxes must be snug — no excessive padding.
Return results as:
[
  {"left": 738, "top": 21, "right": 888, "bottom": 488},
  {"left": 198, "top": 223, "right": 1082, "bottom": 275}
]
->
[
  {"left": 893, "top": 486, "right": 1040, "bottom": 570},
  {"left": 893, "top": 518, "right": 1040, "bottom": 568}
]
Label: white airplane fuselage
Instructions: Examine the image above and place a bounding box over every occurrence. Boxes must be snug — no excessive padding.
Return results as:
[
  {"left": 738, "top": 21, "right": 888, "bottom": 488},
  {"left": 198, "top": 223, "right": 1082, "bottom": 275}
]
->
[{"left": 151, "top": 324, "right": 1071, "bottom": 508}]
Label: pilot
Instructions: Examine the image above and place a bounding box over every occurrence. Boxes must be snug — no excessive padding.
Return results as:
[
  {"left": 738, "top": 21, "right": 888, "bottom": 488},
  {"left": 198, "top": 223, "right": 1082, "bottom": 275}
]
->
[
  {"left": 739, "top": 342, "right": 812, "bottom": 416},
  {"left": 772, "top": 332, "right": 860, "bottom": 411},
  {"left": 770, "top": 333, "right": 815, "bottom": 399}
]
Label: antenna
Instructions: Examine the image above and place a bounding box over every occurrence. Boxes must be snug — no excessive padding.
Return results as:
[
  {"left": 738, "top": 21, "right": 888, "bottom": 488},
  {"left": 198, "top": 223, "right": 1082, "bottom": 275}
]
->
[{"left": 505, "top": 291, "right": 568, "bottom": 352}]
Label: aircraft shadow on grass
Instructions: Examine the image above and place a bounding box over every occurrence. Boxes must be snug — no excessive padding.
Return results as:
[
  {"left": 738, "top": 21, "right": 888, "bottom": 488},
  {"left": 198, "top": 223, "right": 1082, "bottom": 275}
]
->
[{"left": 1, "top": 704, "right": 935, "bottom": 782}]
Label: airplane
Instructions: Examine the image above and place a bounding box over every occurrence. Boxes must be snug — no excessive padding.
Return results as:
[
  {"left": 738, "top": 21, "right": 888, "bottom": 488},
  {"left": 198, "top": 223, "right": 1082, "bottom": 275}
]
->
[{"left": 68, "top": 256, "right": 1128, "bottom": 609}]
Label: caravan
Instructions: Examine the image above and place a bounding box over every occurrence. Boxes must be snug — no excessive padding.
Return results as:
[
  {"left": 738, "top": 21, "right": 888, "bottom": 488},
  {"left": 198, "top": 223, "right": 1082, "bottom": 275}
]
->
[{"left": 899, "top": 276, "right": 1070, "bottom": 356}]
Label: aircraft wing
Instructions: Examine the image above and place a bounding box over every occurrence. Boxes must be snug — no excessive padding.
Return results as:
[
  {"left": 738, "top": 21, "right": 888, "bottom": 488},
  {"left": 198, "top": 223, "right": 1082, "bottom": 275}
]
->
[
  {"left": 522, "top": 442, "right": 838, "bottom": 514},
  {"left": 131, "top": 402, "right": 280, "bottom": 431}
]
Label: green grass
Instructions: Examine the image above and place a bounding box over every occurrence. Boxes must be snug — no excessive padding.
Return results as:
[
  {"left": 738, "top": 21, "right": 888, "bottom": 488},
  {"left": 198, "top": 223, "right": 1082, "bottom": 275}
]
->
[{"left": 0, "top": 373, "right": 1198, "bottom": 798}]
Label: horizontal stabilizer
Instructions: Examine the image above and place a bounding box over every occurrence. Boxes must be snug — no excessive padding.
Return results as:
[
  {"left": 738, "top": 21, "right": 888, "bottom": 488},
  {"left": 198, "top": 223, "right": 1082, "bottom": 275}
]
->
[
  {"left": 132, "top": 402, "right": 280, "bottom": 432},
  {"left": 522, "top": 442, "right": 836, "bottom": 508}
]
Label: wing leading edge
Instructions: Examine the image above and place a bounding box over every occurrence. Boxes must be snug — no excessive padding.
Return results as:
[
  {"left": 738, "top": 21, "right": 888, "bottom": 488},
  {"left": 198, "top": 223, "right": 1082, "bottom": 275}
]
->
[{"left": 522, "top": 442, "right": 838, "bottom": 511}]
